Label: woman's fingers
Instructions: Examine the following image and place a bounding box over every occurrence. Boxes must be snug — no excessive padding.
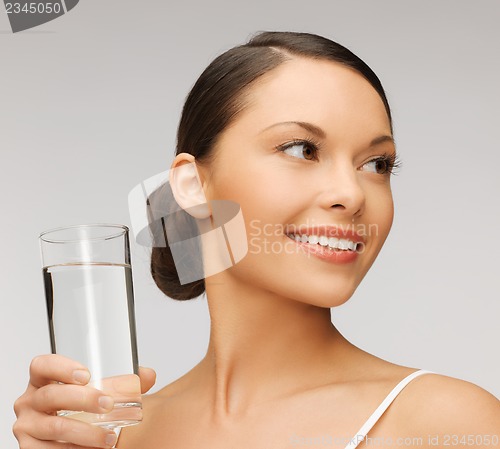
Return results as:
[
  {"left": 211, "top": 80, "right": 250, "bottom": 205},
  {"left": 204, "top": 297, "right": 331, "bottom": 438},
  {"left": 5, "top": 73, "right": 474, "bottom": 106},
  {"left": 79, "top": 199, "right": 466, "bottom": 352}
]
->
[
  {"left": 14, "top": 412, "right": 117, "bottom": 448},
  {"left": 14, "top": 356, "right": 154, "bottom": 448},
  {"left": 31, "top": 383, "right": 114, "bottom": 414},
  {"left": 139, "top": 366, "right": 156, "bottom": 394},
  {"left": 14, "top": 435, "right": 99, "bottom": 449},
  {"left": 23, "top": 442, "right": 98, "bottom": 449},
  {"left": 29, "top": 354, "right": 90, "bottom": 388}
]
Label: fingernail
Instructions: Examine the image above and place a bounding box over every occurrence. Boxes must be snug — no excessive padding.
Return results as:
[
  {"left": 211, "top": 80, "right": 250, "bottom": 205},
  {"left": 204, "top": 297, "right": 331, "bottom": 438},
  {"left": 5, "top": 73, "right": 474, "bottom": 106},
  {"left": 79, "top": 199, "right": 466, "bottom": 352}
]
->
[
  {"left": 99, "top": 395, "right": 114, "bottom": 411},
  {"left": 72, "top": 369, "right": 90, "bottom": 384},
  {"left": 105, "top": 432, "right": 117, "bottom": 447}
]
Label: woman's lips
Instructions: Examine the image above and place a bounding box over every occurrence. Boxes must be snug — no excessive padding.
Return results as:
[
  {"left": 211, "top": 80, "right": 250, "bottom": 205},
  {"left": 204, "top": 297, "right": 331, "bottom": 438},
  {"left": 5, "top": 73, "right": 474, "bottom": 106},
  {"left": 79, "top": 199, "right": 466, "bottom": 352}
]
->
[{"left": 285, "top": 234, "right": 361, "bottom": 264}]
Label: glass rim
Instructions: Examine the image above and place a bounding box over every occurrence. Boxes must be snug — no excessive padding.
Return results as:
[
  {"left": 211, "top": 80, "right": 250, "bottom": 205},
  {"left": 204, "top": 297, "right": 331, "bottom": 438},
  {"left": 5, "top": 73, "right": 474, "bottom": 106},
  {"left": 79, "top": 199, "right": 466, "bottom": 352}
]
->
[{"left": 39, "top": 223, "right": 129, "bottom": 244}]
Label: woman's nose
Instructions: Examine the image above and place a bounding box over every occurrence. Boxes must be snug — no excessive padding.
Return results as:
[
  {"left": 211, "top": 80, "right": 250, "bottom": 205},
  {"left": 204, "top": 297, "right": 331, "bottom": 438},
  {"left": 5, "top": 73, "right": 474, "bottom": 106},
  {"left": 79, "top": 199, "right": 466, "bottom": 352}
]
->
[{"left": 317, "top": 162, "right": 365, "bottom": 218}]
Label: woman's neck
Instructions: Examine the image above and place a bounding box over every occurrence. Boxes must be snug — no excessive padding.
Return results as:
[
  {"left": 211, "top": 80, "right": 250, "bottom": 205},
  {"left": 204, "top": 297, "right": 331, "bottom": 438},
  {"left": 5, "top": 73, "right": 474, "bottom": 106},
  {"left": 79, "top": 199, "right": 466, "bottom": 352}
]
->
[{"left": 194, "top": 272, "right": 357, "bottom": 423}]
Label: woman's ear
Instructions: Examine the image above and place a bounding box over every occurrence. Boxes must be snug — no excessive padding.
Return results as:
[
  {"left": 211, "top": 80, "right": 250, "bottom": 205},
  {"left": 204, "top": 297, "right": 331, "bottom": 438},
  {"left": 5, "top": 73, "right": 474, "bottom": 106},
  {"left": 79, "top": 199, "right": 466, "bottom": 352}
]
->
[{"left": 169, "top": 153, "right": 211, "bottom": 219}]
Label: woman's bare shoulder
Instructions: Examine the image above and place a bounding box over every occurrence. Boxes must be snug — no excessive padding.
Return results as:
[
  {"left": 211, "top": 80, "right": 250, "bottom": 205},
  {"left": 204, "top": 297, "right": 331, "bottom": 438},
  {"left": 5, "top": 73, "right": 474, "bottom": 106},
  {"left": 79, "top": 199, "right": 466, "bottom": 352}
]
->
[{"left": 396, "top": 372, "right": 500, "bottom": 435}]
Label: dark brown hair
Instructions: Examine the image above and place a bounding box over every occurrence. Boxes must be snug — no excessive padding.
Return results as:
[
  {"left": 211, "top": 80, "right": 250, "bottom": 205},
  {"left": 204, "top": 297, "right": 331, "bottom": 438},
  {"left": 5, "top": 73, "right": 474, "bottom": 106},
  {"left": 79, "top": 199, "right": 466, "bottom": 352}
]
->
[{"left": 150, "top": 31, "right": 393, "bottom": 301}]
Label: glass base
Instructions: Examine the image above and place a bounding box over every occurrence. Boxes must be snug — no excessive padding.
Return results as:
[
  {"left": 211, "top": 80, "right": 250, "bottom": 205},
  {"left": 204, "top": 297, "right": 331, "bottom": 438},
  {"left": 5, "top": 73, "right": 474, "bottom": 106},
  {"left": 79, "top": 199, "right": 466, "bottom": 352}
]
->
[{"left": 58, "top": 402, "right": 142, "bottom": 429}]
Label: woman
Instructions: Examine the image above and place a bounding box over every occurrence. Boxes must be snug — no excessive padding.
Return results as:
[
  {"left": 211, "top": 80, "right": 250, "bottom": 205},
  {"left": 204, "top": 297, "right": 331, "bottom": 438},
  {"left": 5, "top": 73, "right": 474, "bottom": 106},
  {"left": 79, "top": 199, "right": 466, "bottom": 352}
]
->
[{"left": 13, "top": 31, "right": 499, "bottom": 449}]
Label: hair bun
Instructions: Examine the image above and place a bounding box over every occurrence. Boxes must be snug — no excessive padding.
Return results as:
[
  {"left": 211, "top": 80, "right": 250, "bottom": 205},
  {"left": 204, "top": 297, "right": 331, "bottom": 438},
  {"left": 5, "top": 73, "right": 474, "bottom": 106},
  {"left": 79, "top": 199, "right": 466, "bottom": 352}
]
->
[{"left": 150, "top": 245, "right": 205, "bottom": 300}]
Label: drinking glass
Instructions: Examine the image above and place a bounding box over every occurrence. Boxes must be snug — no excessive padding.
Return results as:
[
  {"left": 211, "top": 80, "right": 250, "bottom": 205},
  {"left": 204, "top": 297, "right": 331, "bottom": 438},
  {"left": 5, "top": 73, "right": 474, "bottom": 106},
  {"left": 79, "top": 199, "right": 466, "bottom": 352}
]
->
[{"left": 39, "top": 224, "right": 142, "bottom": 429}]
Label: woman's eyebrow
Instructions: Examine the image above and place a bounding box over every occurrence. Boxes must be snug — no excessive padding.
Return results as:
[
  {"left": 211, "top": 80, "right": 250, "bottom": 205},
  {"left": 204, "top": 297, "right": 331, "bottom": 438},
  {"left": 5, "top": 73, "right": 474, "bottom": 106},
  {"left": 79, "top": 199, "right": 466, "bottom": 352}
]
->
[
  {"left": 370, "top": 135, "right": 395, "bottom": 147},
  {"left": 259, "top": 121, "right": 326, "bottom": 138},
  {"left": 259, "top": 121, "right": 395, "bottom": 148}
]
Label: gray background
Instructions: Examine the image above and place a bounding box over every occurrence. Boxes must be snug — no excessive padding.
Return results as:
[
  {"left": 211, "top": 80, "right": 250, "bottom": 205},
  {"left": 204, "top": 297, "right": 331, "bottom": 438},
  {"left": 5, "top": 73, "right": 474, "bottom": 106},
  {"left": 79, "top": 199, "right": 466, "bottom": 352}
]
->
[{"left": 1, "top": 0, "right": 499, "bottom": 445}]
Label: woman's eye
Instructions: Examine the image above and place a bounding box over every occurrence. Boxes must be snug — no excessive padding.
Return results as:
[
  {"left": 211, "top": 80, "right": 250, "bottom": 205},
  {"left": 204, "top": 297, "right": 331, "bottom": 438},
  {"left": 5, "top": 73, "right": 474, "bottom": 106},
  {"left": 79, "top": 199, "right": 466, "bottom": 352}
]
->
[
  {"left": 363, "top": 158, "right": 388, "bottom": 174},
  {"left": 362, "top": 154, "right": 400, "bottom": 175},
  {"left": 278, "top": 140, "right": 318, "bottom": 161}
]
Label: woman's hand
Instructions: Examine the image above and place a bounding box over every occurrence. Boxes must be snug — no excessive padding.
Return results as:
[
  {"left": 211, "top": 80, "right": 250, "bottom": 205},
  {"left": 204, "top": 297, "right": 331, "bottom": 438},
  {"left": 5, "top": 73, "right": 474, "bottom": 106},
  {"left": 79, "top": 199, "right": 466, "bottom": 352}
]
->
[{"left": 13, "top": 354, "right": 156, "bottom": 448}]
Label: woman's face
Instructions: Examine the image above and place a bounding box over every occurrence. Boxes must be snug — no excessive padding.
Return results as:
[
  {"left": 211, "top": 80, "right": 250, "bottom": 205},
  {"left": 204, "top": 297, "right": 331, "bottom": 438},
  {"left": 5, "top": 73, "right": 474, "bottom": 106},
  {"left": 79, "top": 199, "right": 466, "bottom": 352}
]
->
[{"left": 198, "top": 57, "right": 396, "bottom": 308}]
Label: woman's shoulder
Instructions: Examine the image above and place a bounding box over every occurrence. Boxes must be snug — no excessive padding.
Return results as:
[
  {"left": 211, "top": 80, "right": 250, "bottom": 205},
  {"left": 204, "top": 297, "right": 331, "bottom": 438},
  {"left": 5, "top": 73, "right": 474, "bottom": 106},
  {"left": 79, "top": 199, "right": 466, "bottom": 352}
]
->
[
  {"left": 394, "top": 369, "right": 500, "bottom": 436},
  {"left": 343, "top": 352, "right": 499, "bottom": 440}
]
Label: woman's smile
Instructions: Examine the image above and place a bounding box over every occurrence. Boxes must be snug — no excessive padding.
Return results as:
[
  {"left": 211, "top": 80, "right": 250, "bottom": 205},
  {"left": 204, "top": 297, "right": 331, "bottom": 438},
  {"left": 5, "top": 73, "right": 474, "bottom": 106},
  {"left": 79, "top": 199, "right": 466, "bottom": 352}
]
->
[
  {"left": 284, "top": 224, "right": 365, "bottom": 262},
  {"left": 283, "top": 232, "right": 362, "bottom": 264}
]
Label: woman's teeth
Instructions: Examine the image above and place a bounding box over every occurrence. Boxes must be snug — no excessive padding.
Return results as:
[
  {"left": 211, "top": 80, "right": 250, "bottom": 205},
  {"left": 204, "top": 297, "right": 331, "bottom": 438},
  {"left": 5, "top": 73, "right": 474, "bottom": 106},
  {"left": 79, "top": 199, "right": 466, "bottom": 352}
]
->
[{"left": 287, "top": 234, "right": 358, "bottom": 251}]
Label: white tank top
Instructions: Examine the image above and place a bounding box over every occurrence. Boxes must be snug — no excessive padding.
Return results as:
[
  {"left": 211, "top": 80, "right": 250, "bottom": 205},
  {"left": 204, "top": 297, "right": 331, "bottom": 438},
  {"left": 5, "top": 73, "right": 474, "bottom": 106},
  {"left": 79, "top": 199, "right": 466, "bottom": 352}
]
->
[{"left": 342, "top": 369, "right": 434, "bottom": 449}]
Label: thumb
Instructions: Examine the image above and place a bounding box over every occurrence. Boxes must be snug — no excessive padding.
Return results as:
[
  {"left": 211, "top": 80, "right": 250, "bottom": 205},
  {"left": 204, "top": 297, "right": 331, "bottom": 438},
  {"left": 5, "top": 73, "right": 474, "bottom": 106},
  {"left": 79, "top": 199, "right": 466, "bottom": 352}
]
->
[{"left": 138, "top": 366, "right": 157, "bottom": 394}]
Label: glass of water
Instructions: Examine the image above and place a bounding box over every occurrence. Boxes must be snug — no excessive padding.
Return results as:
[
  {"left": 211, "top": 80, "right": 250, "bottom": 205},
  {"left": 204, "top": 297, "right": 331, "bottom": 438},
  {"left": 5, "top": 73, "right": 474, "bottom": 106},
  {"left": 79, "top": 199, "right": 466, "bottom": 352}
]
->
[{"left": 39, "top": 224, "right": 142, "bottom": 429}]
